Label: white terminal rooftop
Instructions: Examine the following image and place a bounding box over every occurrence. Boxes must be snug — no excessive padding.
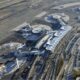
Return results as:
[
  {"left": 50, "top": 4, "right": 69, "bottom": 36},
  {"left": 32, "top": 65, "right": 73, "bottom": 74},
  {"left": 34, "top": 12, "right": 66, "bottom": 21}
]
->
[
  {"left": 45, "top": 13, "right": 69, "bottom": 23},
  {"left": 32, "top": 24, "right": 52, "bottom": 31},
  {"left": 44, "top": 25, "right": 72, "bottom": 52}
]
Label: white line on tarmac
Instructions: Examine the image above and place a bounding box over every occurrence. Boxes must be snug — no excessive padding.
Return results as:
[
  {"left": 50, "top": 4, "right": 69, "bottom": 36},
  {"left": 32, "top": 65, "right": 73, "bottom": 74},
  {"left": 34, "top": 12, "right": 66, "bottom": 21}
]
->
[
  {"left": 35, "top": 11, "right": 47, "bottom": 18},
  {"left": 52, "top": 2, "right": 80, "bottom": 9}
]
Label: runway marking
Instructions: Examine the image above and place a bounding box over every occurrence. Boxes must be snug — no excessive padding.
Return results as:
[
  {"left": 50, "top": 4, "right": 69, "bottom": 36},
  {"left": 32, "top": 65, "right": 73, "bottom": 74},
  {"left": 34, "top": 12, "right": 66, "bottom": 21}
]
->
[
  {"left": 35, "top": 11, "right": 47, "bottom": 18},
  {"left": 11, "top": 22, "right": 29, "bottom": 31},
  {"left": 52, "top": 2, "right": 80, "bottom": 9}
]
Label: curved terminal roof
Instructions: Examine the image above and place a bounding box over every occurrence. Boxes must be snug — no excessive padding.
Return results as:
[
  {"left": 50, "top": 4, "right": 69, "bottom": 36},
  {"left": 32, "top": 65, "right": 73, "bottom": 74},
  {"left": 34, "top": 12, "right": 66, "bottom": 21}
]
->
[{"left": 44, "top": 25, "right": 72, "bottom": 52}]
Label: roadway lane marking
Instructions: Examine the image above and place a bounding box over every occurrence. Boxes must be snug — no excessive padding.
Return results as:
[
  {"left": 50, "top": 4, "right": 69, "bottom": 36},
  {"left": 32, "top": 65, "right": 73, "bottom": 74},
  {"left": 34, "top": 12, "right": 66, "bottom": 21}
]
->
[
  {"left": 52, "top": 2, "right": 80, "bottom": 10},
  {"left": 35, "top": 11, "right": 47, "bottom": 18}
]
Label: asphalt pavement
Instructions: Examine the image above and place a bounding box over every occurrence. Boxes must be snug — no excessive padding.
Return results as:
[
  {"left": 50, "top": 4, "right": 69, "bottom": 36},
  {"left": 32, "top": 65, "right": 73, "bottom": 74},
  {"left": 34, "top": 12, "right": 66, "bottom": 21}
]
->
[{"left": 0, "top": 0, "right": 80, "bottom": 42}]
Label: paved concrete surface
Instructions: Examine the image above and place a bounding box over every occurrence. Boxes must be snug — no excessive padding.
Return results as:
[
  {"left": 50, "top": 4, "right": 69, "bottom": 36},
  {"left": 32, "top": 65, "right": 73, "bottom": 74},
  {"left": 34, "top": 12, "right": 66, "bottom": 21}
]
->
[
  {"left": 0, "top": 0, "right": 24, "bottom": 9},
  {"left": 52, "top": 2, "right": 80, "bottom": 9},
  {"left": 0, "top": 0, "right": 56, "bottom": 41},
  {"left": 0, "top": 0, "right": 80, "bottom": 42}
]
